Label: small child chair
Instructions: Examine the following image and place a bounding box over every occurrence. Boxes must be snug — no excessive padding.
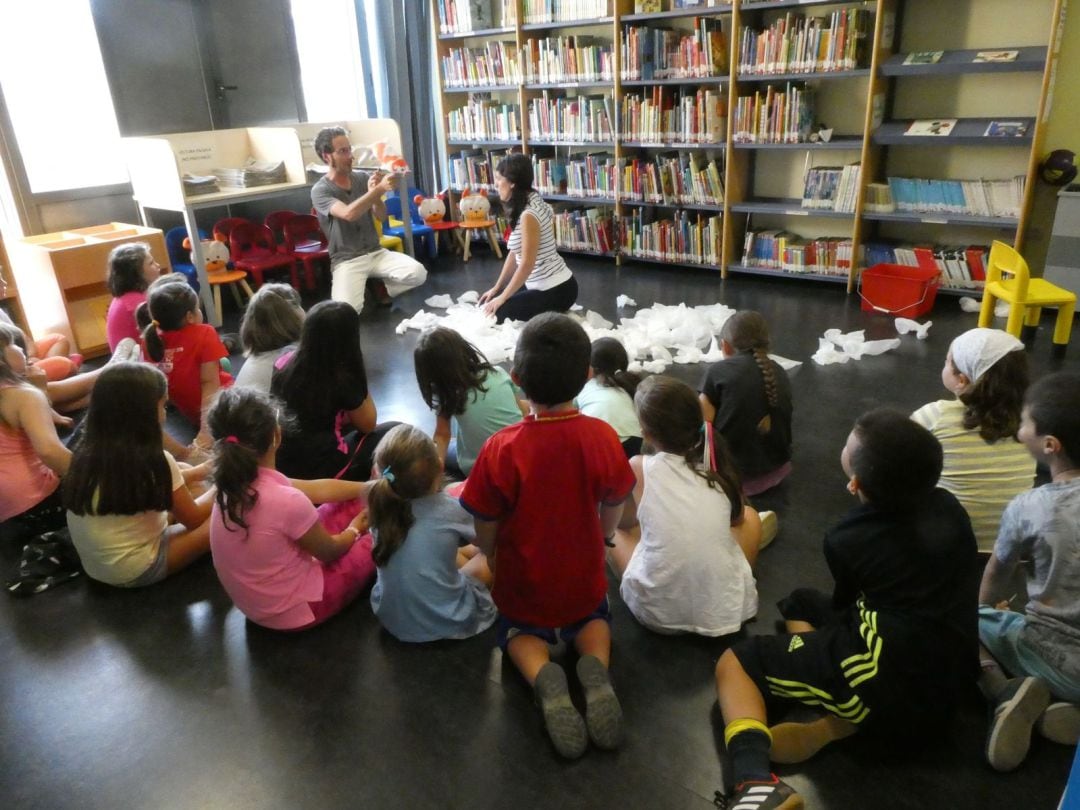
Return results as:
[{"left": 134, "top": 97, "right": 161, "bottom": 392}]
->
[
  {"left": 283, "top": 214, "right": 329, "bottom": 290},
  {"left": 978, "top": 240, "right": 1075, "bottom": 352},
  {"left": 264, "top": 210, "right": 300, "bottom": 255},
  {"left": 229, "top": 222, "right": 302, "bottom": 289}
]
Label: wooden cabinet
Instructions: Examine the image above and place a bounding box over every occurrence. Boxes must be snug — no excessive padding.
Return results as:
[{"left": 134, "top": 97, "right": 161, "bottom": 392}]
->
[{"left": 8, "top": 223, "right": 170, "bottom": 357}]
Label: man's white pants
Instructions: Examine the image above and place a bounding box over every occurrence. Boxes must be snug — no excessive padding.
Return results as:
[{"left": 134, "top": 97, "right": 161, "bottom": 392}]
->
[{"left": 330, "top": 249, "right": 427, "bottom": 311}]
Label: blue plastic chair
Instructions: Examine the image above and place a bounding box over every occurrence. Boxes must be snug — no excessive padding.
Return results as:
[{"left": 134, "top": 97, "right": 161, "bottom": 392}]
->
[
  {"left": 383, "top": 190, "right": 437, "bottom": 259},
  {"left": 164, "top": 226, "right": 207, "bottom": 292}
]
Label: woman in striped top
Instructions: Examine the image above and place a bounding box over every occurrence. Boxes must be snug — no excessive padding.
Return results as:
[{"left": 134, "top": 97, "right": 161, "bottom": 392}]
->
[
  {"left": 911, "top": 327, "right": 1035, "bottom": 552},
  {"left": 480, "top": 154, "right": 578, "bottom": 324}
]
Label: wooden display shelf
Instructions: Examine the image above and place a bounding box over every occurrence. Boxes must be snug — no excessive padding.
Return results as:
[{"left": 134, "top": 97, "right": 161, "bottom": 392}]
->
[{"left": 8, "top": 222, "right": 170, "bottom": 357}]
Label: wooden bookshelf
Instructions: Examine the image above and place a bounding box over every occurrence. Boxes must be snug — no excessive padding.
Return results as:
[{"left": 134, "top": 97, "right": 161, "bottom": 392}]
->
[{"left": 430, "top": 0, "right": 1065, "bottom": 292}]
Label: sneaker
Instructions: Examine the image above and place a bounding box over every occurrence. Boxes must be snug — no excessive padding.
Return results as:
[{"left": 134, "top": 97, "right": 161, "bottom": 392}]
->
[
  {"left": 108, "top": 338, "right": 138, "bottom": 364},
  {"left": 1037, "top": 702, "right": 1080, "bottom": 746},
  {"left": 769, "top": 715, "right": 857, "bottom": 763},
  {"left": 576, "top": 654, "right": 624, "bottom": 750},
  {"left": 759, "top": 511, "right": 778, "bottom": 550},
  {"left": 533, "top": 662, "right": 587, "bottom": 759},
  {"left": 714, "top": 775, "right": 802, "bottom": 809},
  {"left": 986, "top": 676, "right": 1051, "bottom": 771}
]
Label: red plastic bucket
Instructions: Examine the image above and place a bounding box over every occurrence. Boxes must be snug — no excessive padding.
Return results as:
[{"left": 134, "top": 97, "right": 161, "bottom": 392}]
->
[{"left": 859, "top": 264, "right": 940, "bottom": 318}]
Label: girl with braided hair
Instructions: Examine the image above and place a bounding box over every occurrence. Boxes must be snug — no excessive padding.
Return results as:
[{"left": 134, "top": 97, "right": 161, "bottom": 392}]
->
[
  {"left": 608, "top": 375, "right": 761, "bottom": 636},
  {"left": 368, "top": 424, "right": 495, "bottom": 642},
  {"left": 699, "top": 310, "right": 793, "bottom": 496}
]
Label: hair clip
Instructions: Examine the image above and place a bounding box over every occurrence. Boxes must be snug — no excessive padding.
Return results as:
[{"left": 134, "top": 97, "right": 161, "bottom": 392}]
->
[
  {"left": 381, "top": 465, "right": 396, "bottom": 483},
  {"left": 151, "top": 319, "right": 161, "bottom": 329},
  {"left": 225, "top": 435, "right": 240, "bottom": 444}
]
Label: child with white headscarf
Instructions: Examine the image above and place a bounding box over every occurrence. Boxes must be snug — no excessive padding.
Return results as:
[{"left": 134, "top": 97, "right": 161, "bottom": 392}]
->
[{"left": 912, "top": 328, "right": 1036, "bottom": 551}]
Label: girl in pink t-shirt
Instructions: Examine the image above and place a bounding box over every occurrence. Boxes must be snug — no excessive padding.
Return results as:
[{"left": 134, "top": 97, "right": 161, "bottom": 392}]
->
[
  {"left": 0, "top": 323, "right": 71, "bottom": 534},
  {"left": 105, "top": 241, "right": 162, "bottom": 353},
  {"left": 207, "top": 387, "right": 376, "bottom": 631},
  {"left": 140, "top": 281, "right": 233, "bottom": 453}
]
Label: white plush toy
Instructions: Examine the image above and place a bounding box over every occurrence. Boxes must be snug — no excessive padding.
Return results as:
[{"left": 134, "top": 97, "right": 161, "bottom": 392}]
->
[
  {"left": 414, "top": 193, "right": 446, "bottom": 225},
  {"left": 458, "top": 187, "right": 491, "bottom": 222}
]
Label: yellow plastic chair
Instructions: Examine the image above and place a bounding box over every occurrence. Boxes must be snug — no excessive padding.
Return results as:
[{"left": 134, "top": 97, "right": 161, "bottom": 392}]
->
[
  {"left": 374, "top": 217, "right": 403, "bottom": 253},
  {"left": 978, "top": 240, "right": 1075, "bottom": 350}
]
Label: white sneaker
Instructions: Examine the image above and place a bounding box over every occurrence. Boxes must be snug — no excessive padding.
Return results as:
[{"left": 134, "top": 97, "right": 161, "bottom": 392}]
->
[
  {"left": 759, "top": 510, "right": 779, "bottom": 550},
  {"left": 108, "top": 337, "right": 138, "bottom": 364}
]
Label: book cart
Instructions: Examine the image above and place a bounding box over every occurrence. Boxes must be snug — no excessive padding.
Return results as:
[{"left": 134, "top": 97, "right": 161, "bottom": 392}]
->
[
  {"left": 122, "top": 119, "right": 413, "bottom": 326},
  {"left": 432, "top": 0, "right": 1066, "bottom": 295}
]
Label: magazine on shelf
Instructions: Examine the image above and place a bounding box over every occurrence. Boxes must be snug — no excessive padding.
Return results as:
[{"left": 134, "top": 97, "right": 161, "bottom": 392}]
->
[
  {"left": 974, "top": 50, "right": 1019, "bottom": 63},
  {"left": 903, "top": 51, "right": 943, "bottom": 65},
  {"left": 984, "top": 120, "right": 1029, "bottom": 138},
  {"left": 904, "top": 119, "right": 957, "bottom": 137}
]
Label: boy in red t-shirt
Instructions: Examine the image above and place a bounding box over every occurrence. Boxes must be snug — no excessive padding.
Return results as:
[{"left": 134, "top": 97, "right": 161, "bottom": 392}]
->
[{"left": 460, "top": 313, "right": 634, "bottom": 759}]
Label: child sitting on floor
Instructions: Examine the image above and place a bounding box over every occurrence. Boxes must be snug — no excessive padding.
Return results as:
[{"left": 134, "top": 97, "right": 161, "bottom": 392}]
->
[
  {"left": 64, "top": 363, "right": 214, "bottom": 587},
  {"left": 234, "top": 283, "right": 305, "bottom": 394},
  {"left": 577, "top": 337, "right": 643, "bottom": 458},
  {"left": 413, "top": 326, "right": 525, "bottom": 477},
  {"left": 977, "top": 371, "right": 1080, "bottom": 772},
  {"left": 608, "top": 374, "right": 759, "bottom": 637},
  {"left": 911, "top": 327, "right": 1035, "bottom": 552},
  {"left": 207, "top": 387, "right": 375, "bottom": 631},
  {"left": 713, "top": 409, "right": 978, "bottom": 810},
  {"left": 0, "top": 323, "right": 70, "bottom": 535},
  {"left": 368, "top": 424, "right": 496, "bottom": 642},
  {"left": 105, "top": 241, "right": 162, "bottom": 352},
  {"left": 699, "top": 311, "right": 793, "bottom": 495},
  {"left": 460, "top": 313, "right": 635, "bottom": 759}
]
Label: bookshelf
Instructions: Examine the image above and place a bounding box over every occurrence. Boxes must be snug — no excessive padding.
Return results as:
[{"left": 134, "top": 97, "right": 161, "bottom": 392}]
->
[{"left": 431, "top": 0, "right": 1066, "bottom": 294}]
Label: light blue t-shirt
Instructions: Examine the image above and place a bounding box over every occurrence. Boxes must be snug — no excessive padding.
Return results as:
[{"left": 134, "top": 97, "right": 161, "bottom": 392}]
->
[
  {"left": 452, "top": 366, "right": 522, "bottom": 475},
  {"left": 370, "top": 492, "right": 497, "bottom": 643},
  {"left": 576, "top": 377, "right": 642, "bottom": 443}
]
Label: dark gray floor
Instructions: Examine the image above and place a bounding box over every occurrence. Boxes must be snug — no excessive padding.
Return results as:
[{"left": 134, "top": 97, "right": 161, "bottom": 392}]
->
[{"left": 2, "top": 252, "right": 1077, "bottom": 809}]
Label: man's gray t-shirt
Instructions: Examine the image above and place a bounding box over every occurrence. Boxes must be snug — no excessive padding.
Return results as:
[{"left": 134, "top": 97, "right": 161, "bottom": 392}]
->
[
  {"left": 995, "top": 478, "right": 1080, "bottom": 682},
  {"left": 311, "top": 171, "right": 382, "bottom": 266}
]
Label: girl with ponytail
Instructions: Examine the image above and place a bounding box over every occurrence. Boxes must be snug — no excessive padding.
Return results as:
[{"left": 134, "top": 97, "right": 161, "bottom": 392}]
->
[
  {"left": 608, "top": 375, "right": 761, "bottom": 636},
  {"left": 368, "top": 424, "right": 496, "bottom": 643},
  {"left": 577, "top": 337, "right": 644, "bottom": 458},
  {"left": 700, "top": 310, "right": 793, "bottom": 495},
  {"left": 207, "top": 387, "right": 375, "bottom": 631}
]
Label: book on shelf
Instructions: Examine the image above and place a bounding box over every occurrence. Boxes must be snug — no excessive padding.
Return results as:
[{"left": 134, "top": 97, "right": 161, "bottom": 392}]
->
[
  {"left": 622, "top": 18, "right": 728, "bottom": 81},
  {"left": 623, "top": 208, "right": 723, "bottom": 266},
  {"left": 528, "top": 92, "right": 615, "bottom": 142},
  {"left": 974, "top": 50, "right": 1019, "bottom": 63},
  {"left": 437, "top": 0, "right": 509, "bottom": 35},
  {"left": 983, "top": 120, "right": 1029, "bottom": 138},
  {"left": 800, "top": 162, "right": 859, "bottom": 212},
  {"left": 523, "top": 0, "right": 610, "bottom": 26},
  {"left": 635, "top": 0, "right": 661, "bottom": 12},
  {"left": 449, "top": 147, "right": 515, "bottom": 192},
  {"left": 442, "top": 42, "right": 521, "bottom": 87},
  {"left": 552, "top": 206, "right": 614, "bottom": 253},
  {"left": 732, "top": 83, "right": 814, "bottom": 144},
  {"left": 448, "top": 98, "right": 522, "bottom": 141},
  {"left": 525, "top": 35, "right": 614, "bottom": 83},
  {"left": 621, "top": 86, "right": 726, "bottom": 143},
  {"left": 741, "top": 228, "right": 851, "bottom": 275},
  {"left": 863, "top": 182, "right": 895, "bottom": 213},
  {"left": 737, "top": 9, "right": 871, "bottom": 75},
  {"left": 864, "top": 241, "right": 987, "bottom": 288},
  {"left": 902, "top": 51, "right": 943, "bottom": 65},
  {"left": 885, "top": 175, "right": 1024, "bottom": 218},
  {"left": 904, "top": 119, "right": 957, "bottom": 137}
]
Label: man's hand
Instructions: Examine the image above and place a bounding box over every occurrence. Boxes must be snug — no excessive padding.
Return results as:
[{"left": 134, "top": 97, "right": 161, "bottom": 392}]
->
[{"left": 367, "top": 171, "right": 398, "bottom": 195}]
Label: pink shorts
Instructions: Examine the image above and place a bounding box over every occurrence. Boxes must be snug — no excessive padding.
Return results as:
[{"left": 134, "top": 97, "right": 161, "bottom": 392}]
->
[{"left": 302, "top": 532, "right": 376, "bottom": 628}]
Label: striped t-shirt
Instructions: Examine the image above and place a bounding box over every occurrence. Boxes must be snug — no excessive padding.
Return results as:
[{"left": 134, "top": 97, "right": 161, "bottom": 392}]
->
[
  {"left": 911, "top": 398, "right": 1036, "bottom": 552},
  {"left": 506, "top": 193, "right": 573, "bottom": 291}
]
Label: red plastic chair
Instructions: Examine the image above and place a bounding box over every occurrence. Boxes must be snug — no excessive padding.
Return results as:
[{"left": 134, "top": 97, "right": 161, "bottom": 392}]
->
[
  {"left": 264, "top": 210, "right": 299, "bottom": 254},
  {"left": 212, "top": 217, "right": 252, "bottom": 244},
  {"left": 283, "top": 215, "right": 329, "bottom": 290},
  {"left": 229, "top": 222, "right": 301, "bottom": 289}
]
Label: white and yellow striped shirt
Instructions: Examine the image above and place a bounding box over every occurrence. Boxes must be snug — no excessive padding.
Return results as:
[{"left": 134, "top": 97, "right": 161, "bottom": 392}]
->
[{"left": 911, "top": 399, "right": 1036, "bottom": 552}]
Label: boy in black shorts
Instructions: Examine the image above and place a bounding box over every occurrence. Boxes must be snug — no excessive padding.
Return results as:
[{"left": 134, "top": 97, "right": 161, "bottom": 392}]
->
[{"left": 713, "top": 409, "right": 979, "bottom": 809}]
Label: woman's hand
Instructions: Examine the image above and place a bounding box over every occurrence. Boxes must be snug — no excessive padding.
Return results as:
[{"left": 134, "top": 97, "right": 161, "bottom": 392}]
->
[
  {"left": 478, "top": 286, "right": 500, "bottom": 305},
  {"left": 482, "top": 294, "right": 505, "bottom": 317}
]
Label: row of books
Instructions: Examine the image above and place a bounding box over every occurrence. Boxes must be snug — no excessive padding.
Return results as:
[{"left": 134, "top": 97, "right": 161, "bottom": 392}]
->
[
  {"left": 553, "top": 207, "right": 615, "bottom": 253},
  {"left": 533, "top": 154, "right": 619, "bottom": 198},
  {"left": 523, "top": 0, "right": 610, "bottom": 25},
  {"left": 737, "top": 10, "right": 871, "bottom": 75},
  {"left": 621, "top": 87, "right": 727, "bottom": 143},
  {"left": 528, "top": 93, "right": 615, "bottom": 142},
  {"left": 885, "top": 176, "right": 1025, "bottom": 219},
  {"left": 742, "top": 229, "right": 852, "bottom": 275},
  {"left": 448, "top": 148, "right": 514, "bottom": 192},
  {"left": 622, "top": 153, "right": 725, "bottom": 206},
  {"left": 864, "top": 241, "right": 988, "bottom": 287},
  {"left": 436, "top": 0, "right": 514, "bottom": 34},
  {"left": 802, "top": 164, "right": 861, "bottom": 212},
  {"left": 622, "top": 18, "right": 728, "bottom": 81},
  {"left": 731, "top": 83, "right": 814, "bottom": 143},
  {"left": 621, "top": 210, "right": 723, "bottom": 266},
  {"left": 524, "top": 36, "right": 615, "bottom": 83},
  {"left": 441, "top": 43, "right": 521, "bottom": 87},
  {"left": 448, "top": 100, "right": 521, "bottom": 142}
]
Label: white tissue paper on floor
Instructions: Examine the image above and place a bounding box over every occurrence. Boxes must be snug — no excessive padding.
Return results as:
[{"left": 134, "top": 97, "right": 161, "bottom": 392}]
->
[
  {"left": 616, "top": 295, "right": 637, "bottom": 308},
  {"left": 457, "top": 290, "right": 479, "bottom": 304},
  {"left": 959, "top": 297, "right": 981, "bottom": 313},
  {"left": 812, "top": 328, "right": 900, "bottom": 365},
  {"left": 996, "top": 301, "right": 1010, "bottom": 318},
  {"left": 423, "top": 294, "right": 453, "bottom": 309},
  {"left": 895, "top": 318, "right": 932, "bottom": 339}
]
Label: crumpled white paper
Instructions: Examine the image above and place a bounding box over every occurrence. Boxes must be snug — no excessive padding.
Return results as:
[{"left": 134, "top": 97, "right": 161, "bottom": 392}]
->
[
  {"left": 457, "top": 290, "right": 479, "bottom": 305},
  {"left": 895, "top": 318, "right": 932, "bottom": 339},
  {"left": 812, "top": 328, "right": 900, "bottom": 365},
  {"left": 616, "top": 295, "right": 637, "bottom": 308},
  {"left": 959, "top": 297, "right": 1010, "bottom": 318},
  {"left": 424, "top": 294, "right": 453, "bottom": 309}
]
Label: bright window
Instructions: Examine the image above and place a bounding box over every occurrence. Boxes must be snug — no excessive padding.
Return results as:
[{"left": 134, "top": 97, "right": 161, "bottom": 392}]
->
[
  {"left": 0, "top": 3, "right": 126, "bottom": 193},
  {"left": 290, "top": 0, "right": 368, "bottom": 121}
]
